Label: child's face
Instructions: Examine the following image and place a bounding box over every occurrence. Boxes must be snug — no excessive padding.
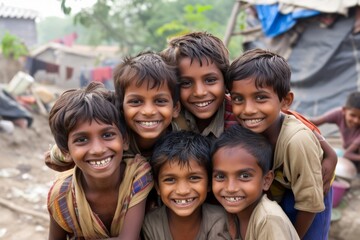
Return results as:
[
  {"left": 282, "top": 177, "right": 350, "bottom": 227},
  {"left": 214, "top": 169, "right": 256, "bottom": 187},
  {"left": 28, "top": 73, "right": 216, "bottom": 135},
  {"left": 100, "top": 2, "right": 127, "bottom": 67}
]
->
[
  {"left": 230, "top": 78, "right": 287, "bottom": 134},
  {"left": 212, "top": 146, "right": 272, "bottom": 217},
  {"left": 178, "top": 57, "right": 225, "bottom": 121},
  {"left": 343, "top": 107, "right": 360, "bottom": 129},
  {"left": 156, "top": 159, "right": 208, "bottom": 218},
  {"left": 123, "top": 80, "right": 180, "bottom": 144},
  {"left": 67, "top": 119, "right": 125, "bottom": 180}
]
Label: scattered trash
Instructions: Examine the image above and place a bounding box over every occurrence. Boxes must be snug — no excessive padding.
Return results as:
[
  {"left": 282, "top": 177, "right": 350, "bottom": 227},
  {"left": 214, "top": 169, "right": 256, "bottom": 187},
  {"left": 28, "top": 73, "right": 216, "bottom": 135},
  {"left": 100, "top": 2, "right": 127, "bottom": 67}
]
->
[
  {"left": 0, "top": 228, "right": 7, "bottom": 238},
  {"left": 331, "top": 208, "right": 342, "bottom": 222},
  {"left": 0, "top": 120, "right": 14, "bottom": 134},
  {"left": 35, "top": 225, "right": 45, "bottom": 232},
  {"left": 0, "top": 168, "right": 20, "bottom": 178},
  {"left": 335, "top": 157, "right": 357, "bottom": 181}
]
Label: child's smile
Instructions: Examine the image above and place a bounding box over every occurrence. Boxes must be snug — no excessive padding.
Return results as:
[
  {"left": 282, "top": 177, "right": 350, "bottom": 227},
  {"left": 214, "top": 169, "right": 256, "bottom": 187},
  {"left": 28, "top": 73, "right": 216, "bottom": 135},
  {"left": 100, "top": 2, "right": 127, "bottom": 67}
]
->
[
  {"left": 156, "top": 159, "right": 208, "bottom": 218},
  {"left": 178, "top": 57, "right": 225, "bottom": 121}
]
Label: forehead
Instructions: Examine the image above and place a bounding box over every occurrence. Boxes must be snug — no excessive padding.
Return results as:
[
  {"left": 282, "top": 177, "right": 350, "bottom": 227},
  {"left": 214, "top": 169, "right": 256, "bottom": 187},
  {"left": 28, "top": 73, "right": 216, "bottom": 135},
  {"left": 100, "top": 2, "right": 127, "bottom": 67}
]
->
[
  {"left": 178, "top": 57, "right": 221, "bottom": 73},
  {"left": 231, "top": 78, "right": 275, "bottom": 94},
  {"left": 159, "top": 158, "right": 207, "bottom": 175},
  {"left": 125, "top": 78, "right": 171, "bottom": 93},
  {"left": 212, "top": 147, "right": 261, "bottom": 171}
]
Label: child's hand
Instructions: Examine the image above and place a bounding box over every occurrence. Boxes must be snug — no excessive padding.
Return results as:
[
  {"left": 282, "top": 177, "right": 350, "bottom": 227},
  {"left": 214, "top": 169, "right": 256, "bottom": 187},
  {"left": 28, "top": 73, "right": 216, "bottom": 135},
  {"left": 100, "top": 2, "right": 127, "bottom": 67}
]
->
[
  {"left": 321, "top": 159, "right": 335, "bottom": 195},
  {"left": 44, "top": 150, "right": 74, "bottom": 172}
]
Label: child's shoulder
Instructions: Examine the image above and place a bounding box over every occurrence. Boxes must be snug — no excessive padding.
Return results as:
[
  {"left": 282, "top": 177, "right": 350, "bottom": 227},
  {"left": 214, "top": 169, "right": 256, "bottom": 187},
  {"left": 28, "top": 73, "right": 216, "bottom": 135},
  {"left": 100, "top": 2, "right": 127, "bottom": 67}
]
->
[
  {"left": 201, "top": 203, "right": 227, "bottom": 217},
  {"left": 253, "top": 195, "right": 286, "bottom": 217}
]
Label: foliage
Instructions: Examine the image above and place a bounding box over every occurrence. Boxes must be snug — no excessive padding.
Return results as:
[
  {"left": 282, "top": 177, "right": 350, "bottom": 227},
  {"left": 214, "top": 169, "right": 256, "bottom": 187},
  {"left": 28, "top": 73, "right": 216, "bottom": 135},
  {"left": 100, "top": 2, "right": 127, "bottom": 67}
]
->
[
  {"left": 59, "top": 0, "right": 235, "bottom": 54},
  {"left": 0, "top": 32, "right": 29, "bottom": 59}
]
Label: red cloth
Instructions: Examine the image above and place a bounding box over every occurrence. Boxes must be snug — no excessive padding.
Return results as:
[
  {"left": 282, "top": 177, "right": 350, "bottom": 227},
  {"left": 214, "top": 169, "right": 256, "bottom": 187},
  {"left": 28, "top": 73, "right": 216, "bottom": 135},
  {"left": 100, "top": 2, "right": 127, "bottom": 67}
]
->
[
  {"left": 224, "top": 95, "right": 237, "bottom": 129},
  {"left": 91, "top": 67, "right": 112, "bottom": 82}
]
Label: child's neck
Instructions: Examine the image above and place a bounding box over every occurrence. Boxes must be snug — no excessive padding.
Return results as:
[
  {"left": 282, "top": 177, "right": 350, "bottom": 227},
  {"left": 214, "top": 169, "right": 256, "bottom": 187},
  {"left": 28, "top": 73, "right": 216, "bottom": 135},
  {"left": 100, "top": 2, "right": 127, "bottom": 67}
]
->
[
  {"left": 236, "top": 195, "right": 263, "bottom": 239},
  {"left": 81, "top": 162, "right": 124, "bottom": 192},
  {"left": 167, "top": 207, "right": 202, "bottom": 240},
  {"left": 262, "top": 113, "right": 284, "bottom": 146},
  {"left": 196, "top": 116, "right": 213, "bottom": 133}
]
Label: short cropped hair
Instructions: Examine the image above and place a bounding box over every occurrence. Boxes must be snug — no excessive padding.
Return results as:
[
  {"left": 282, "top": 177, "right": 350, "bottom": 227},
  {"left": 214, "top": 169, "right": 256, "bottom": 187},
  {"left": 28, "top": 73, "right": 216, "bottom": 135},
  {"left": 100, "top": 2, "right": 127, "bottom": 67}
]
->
[
  {"left": 113, "top": 51, "right": 179, "bottom": 111},
  {"left": 49, "top": 82, "right": 125, "bottom": 153},
  {"left": 226, "top": 48, "right": 291, "bottom": 101},
  {"left": 345, "top": 91, "right": 360, "bottom": 109},
  {"left": 211, "top": 125, "right": 273, "bottom": 174},
  {"left": 161, "top": 32, "right": 230, "bottom": 78},
  {"left": 151, "top": 130, "right": 212, "bottom": 182}
]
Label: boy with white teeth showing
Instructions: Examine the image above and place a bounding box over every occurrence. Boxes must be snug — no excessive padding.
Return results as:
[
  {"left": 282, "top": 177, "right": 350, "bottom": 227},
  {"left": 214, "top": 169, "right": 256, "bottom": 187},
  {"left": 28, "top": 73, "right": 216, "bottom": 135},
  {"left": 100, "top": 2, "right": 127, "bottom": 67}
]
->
[
  {"left": 212, "top": 125, "right": 299, "bottom": 240},
  {"left": 161, "top": 32, "right": 237, "bottom": 139},
  {"left": 226, "top": 49, "right": 332, "bottom": 240},
  {"left": 142, "top": 131, "right": 229, "bottom": 240},
  {"left": 114, "top": 51, "right": 181, "bottom": 158},
  {"left": 47, "top": 82, "right": 153, "bottom": 239},
  {"left": 45, "top": 51, "right": 181, "bottom": 171}
]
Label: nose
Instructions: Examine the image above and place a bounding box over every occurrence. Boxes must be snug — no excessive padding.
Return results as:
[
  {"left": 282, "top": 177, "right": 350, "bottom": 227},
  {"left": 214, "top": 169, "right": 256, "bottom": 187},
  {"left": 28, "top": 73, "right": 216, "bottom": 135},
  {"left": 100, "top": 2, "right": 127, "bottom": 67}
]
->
[
  {"left": 225, "top": 178, "right": 239, "bottom": 193},
  {"left": 242, "top": 100, "right": 256, "bottom": 115},
  {"left": 141, "top": 102, "right": 156, "bottom": 116},
  {"left": 193, "top": 83, "right": 207, "bottom": 97},
  {"left": 175, "top": 180, "right": 191, "bottom": 195},
  {"left": 89, "top": 138, "right": 106, "bottom": 155}
]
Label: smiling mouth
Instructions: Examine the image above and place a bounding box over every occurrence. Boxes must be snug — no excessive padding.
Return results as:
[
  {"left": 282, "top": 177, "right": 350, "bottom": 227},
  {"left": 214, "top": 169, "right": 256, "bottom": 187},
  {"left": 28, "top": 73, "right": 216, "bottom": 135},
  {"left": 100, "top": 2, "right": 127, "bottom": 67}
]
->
[
  {"left": 242, "top": 118, "right": 263, "bottom": 127},
  {"left": 173, "top": 198, "right": 195, "bottom": 205},
  {"left": 136, "top": 121, "right": 160, "bottom": 127},
  {"left": 223, "top": 196, "right": 244, "bottom": 202},
  {"left": 193, "top": 100, "right": 213, "bottom": 108},
  {"left": 88, "top": 157, "right": 111, "bottom": 167}
]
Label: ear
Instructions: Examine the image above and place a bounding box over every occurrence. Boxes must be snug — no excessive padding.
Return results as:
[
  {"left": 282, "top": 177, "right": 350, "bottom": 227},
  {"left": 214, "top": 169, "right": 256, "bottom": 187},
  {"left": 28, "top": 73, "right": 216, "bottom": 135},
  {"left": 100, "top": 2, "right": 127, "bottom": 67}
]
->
[
  {"left": 280, "top": 91, "right": 294, "bottom": 111},
  {"left": 262, "top": 170, "right": 274, "bottom": 191},
  {"left": 172, "top": 101, "right": 181, "bottom": 118}
]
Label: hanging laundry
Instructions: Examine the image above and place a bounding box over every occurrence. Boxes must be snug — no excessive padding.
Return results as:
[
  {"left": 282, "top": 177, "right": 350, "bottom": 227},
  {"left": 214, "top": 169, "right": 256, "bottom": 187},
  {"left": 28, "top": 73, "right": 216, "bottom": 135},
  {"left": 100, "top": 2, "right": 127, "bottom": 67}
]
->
[{"left": 91, "top": 66, "right": 112, "bottom": 82}]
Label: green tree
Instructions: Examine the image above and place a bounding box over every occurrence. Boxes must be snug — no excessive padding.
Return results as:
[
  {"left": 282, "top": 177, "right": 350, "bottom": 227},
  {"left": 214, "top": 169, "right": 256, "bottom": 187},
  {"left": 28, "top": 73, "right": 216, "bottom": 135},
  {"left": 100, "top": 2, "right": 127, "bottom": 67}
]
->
[
  {"left": 60, "top": 0, "right": 234, "bottom": 54},
  {"left": 1, "top": 32, "right": 29, "bottom": 59}
]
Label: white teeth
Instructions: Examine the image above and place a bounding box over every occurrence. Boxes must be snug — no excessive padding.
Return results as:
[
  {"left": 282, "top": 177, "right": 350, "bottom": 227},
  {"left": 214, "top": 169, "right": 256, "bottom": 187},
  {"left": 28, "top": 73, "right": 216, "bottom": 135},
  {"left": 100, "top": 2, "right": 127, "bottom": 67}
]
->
[
  {"left": 174, "top": 198, "right": 195, "bottom": 204},
  {"left": 138, "top": 121, "right": 159, "bottom": 126},
  {"left": 224, "top": 196, "right": 244, "bottom": 202},
  {"left": 89, "top": 157, "right": 111, "bottom": 167},
  {"left": 194, "top": 101, "right": 212, "bottom": 107},
  {"left": 243, "top": 119, "right": 262, "bottom": 125}
]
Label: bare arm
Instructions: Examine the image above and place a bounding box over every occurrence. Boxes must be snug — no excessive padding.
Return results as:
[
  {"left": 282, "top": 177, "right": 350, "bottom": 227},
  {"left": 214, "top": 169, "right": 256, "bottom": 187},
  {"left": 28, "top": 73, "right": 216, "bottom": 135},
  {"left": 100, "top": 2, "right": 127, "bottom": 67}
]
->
[
  {"left": 344, "top": 142, "right": 360, "bottom": 162},
  {"left": 294, "top": 210, "right": 316, "bottom": 239},
  {"left": 309, "top": 115, "right": 328, "bottom": 126},
  {"left": 49, "top": 215, "right": 68, "bottom": 240},
  {"left": 313, "top": 131, "right": 337, "bottom": 195},
  {"left": 115, "top": 199, "right": 147, "bottom": 240}
]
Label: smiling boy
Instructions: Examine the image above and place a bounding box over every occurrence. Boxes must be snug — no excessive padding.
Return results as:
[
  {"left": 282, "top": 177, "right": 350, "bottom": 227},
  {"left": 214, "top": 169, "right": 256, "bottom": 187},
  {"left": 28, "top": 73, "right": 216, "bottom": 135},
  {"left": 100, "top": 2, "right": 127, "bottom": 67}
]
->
[
  {"left": 212, "top": 125, "right": 299, "bottom": 240},
  {"left": 226, "top": 48, "right": 332, "bottom": 239},
  {"left": 47, "top": 82, "right": 153, "bottom": 239},
  {"left": 142, "top": 131, "right": 229, "bottom": 240}
]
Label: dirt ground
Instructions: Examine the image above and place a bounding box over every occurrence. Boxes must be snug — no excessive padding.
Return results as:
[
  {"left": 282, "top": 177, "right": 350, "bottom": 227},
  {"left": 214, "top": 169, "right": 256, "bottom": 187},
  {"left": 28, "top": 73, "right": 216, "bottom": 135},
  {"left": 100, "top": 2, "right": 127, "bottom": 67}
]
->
[{"left": 0, "top": 113, "right": 359, "bottom": 239}]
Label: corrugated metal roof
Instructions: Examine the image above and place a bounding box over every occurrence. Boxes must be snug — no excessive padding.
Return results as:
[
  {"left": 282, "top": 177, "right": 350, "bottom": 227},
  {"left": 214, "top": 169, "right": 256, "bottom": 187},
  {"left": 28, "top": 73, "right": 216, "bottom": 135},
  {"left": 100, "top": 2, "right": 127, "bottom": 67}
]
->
[{"left": 0, "top": 4, "right": 38, "bottom": 20}]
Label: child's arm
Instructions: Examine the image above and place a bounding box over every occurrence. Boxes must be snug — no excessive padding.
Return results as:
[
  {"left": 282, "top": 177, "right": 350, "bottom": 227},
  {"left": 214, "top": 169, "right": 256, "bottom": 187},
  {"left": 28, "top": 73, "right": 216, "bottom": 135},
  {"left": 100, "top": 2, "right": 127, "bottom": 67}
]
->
[
  {"left": 294, "top": 211, "right": 316, "bottom": 239},
  {"left": 44, "top": 145, "right": 74, "bottom": 172},
  {"left": 117, "top": 199, "right": 147, "bottom": 240},
  {"left": 313, "top": 131, "right": 337, "bottom": 195},
  {"left": 344, "top": 141, "right": 360, "bottom": 162},
  {"left": 309, "top": 115, "right": 328, "bottom": 126},
  {"left": 49, "top": 215, "right": 68, "bottom": 240}
]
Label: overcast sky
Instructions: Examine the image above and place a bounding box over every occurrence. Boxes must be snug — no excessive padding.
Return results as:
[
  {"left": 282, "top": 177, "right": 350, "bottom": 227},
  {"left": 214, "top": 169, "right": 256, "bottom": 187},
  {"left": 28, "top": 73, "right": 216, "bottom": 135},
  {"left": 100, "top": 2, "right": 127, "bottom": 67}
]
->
[{"left": 0, "top": 0, "right": 96, "bottom": 18}]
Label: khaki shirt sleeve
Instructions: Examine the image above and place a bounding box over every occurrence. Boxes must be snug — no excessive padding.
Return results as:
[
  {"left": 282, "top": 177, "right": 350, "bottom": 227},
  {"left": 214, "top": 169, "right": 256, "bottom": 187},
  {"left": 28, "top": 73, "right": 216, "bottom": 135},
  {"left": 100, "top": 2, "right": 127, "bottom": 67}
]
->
[
  {"left": 284, "top": 129, "right": 325, "bottom": 212},
  {"left": 256, "top": 215, "right": 300, "bottom": 240}
]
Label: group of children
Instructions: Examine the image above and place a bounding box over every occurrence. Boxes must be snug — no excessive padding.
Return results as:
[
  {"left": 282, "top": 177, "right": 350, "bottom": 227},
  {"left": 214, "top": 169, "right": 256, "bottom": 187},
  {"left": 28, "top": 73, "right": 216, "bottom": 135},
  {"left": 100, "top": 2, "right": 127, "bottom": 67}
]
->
[{"left": 46, "top": 31, "right": 340, "bottom": 239}]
